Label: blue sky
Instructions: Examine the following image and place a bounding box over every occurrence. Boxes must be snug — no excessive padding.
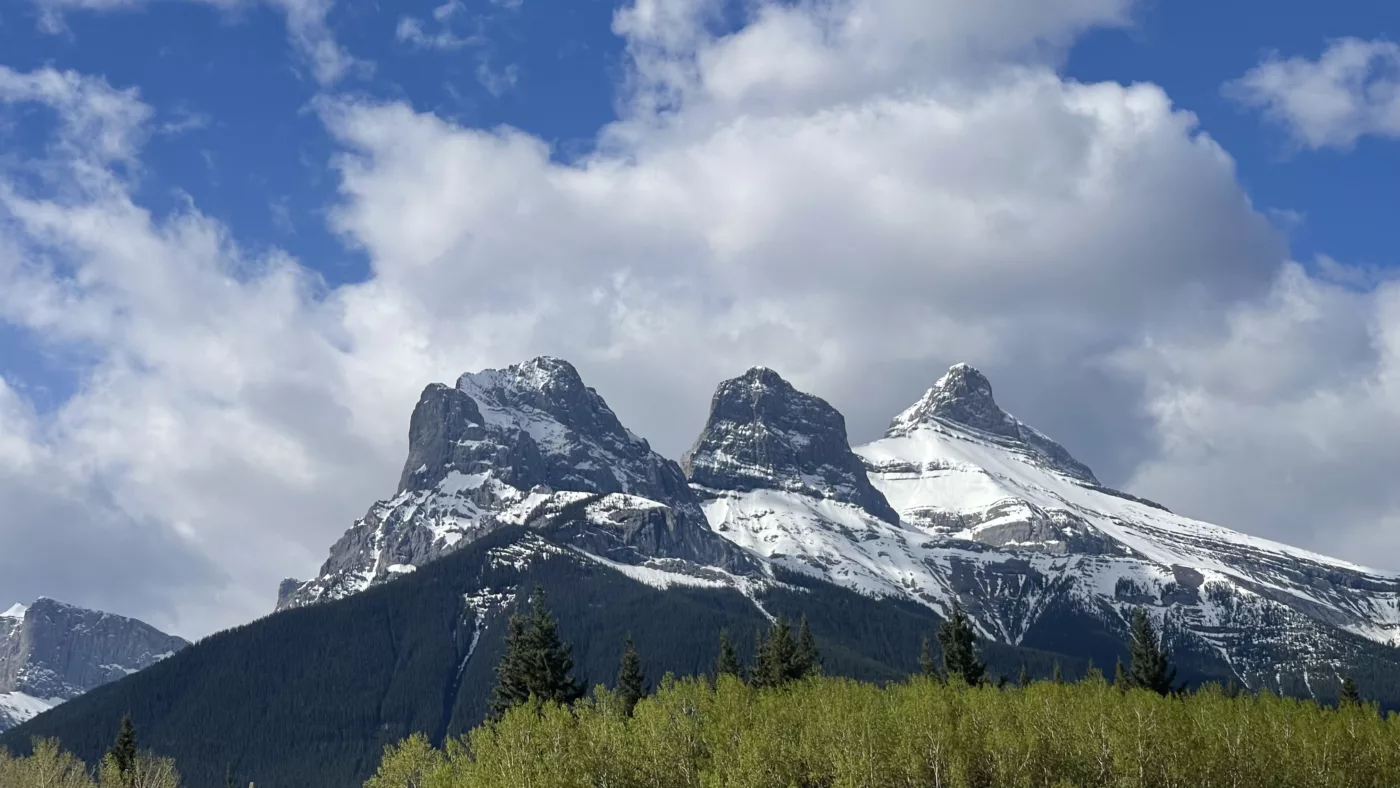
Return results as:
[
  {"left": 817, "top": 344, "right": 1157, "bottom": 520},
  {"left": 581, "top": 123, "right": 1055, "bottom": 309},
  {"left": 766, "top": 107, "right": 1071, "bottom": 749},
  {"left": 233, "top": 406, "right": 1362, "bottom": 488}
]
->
[{"left": 1, "top": 0, "right": 1399, "bottom": 635}]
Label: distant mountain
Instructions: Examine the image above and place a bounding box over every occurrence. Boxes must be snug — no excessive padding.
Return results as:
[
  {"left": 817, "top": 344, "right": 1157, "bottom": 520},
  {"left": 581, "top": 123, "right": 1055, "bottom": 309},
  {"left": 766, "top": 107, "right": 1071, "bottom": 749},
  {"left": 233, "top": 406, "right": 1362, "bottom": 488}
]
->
[
  {"left": 9, "top": 356, "right": 1400, "bottom": 787},
  {"left": 276, "top": 357, "right": 755, "bottom": 610},
  {"left": 0, "top": 599, "right": 187, "bottom": 732},
  {"left": 281, "top": 356, "right": 1400, "bottom": 696}
]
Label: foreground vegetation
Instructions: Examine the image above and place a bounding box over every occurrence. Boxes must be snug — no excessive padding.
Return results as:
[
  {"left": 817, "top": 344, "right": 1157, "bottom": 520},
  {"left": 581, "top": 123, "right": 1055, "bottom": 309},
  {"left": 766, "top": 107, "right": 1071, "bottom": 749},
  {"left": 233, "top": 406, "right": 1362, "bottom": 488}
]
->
[
  {"left": 369, "top": 674, "right": 1400, "bottom": 788},
  {"left": 361, "top": 593, "right": 1400, "bottom": 787},
  {"left": 0, "top": 719, "right": 180, "bottom": 788},
  {"left": 4, "top": 589, "right": 1392, "bottom": 787}
]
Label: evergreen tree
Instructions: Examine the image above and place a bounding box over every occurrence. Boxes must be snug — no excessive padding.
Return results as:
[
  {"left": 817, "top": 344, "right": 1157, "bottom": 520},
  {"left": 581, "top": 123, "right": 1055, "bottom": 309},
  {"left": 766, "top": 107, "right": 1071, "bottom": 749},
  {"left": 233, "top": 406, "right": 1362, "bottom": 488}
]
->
[
  {"left": 1113, "top": 657, "right": 1129, "bottom": 691},
  {"left": 935, "top": 602, "right": 986, "bottom": 686},
  {"left": 1127, "top": 607, "right": 1177, "bottom": 696},
  {"left": 616, "top": 636, "right": 646, "bottom": 717},
  {"left": 106, "top": 714, "right": 137, "bottom": 782},
  {"left": 1017, "top": 664, "right": 1030, "bottom": 688},
  {"left": 224, "top": 764, "right": 234, "bottom": 788},
  {"left": 488, "top": 614, "right": 532, "bottom": 718},
  {"left": 523, "top": 586, "right": 584, "bottom": 704},
  {"left": 918, "top": 636, "right": 939, "bottom": 680},
  {"left": 1340, "top": 676, "right": 1362, "bottom": 706},
  {"left": 753, "top": 617, "right": 810, "bottom": 688},
  {"left": 795, "top": 616, "right": 821, "bottom": 678},
  {"left": 1052, "top": 661, "right": 1064, "bottom": 684},
  {"left": 487, "top": 586, "right": 584, "bottom": 718},
  {"left": 715, "top": 629, "right": 744, "bottom": 682},
  {"left": 1083, "top": 659, "right": 1105, "bottom": 684}
]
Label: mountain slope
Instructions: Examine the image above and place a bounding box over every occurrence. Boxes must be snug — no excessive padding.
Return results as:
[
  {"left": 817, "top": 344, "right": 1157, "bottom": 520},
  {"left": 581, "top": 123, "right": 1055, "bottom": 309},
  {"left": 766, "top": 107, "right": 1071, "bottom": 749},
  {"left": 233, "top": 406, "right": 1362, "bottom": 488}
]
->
[
  {"left": 1, "top": 525, "right": 1076, "bottom": 788},
  {"left": 278, "top": 357, "right": 755, "bottom": 610},
  {"left": 686, "top": 363, "right": 1400, "bottom": 695},
  {"left": 0, "top": 599, "right": 187, "bottom": 732}
]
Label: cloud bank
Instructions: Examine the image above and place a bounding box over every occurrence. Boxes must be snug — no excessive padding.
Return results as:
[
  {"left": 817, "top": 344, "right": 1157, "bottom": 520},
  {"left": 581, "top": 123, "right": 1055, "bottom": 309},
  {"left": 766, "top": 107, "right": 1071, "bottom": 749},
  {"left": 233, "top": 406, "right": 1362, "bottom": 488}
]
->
[{"left": 1, "top": 0, "right": 1398, "bottom": 638}]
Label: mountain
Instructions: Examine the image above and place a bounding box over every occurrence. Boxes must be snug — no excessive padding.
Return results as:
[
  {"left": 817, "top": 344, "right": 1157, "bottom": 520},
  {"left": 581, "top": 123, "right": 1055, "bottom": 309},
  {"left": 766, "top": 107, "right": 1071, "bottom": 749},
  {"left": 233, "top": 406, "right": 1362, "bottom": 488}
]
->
[
  {"left": 0, "top": 599, "right": 187, "bottom": 732},
  {"left": 684, "top": 362, "right": 1400, "bottom": 693},
  {"left": 1, "top": 527, "right": 1077, "bottom": 788},
  {"left": 282, "top": 357, "right": 1400, "bottom": 695},
  {"left": 277, "top": 357, "right": 756, "bottom": 610},
  {"left": 8, "top": 356, "right": 1400, "bottom": 787}
]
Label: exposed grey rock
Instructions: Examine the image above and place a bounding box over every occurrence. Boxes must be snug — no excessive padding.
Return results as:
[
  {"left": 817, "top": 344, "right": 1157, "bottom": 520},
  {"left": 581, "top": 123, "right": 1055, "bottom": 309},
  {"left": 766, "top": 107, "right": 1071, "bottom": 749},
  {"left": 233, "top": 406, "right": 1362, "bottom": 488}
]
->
[
  {"left": 0, "top": 599, "right": 187, "bottom": 731},
  {"left": 279, "top": 357, "right": 752, "bottom": 610},
  {"left": 681, "top": 367, "right": 899, "bottom": 523},
  {"left": 887, "top": 363, "right": 1098, "bottom": 484}
]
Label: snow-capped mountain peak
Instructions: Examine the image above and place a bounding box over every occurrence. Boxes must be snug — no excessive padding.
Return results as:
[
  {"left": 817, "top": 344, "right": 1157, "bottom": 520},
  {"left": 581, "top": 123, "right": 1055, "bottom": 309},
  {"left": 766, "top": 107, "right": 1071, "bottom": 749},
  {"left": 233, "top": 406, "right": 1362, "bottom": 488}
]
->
[
  {"left": 891, "top": 363, "right": 1015, "bottom": 439},
  {"left": 682, "top": 366, "right": 897, "bottom": 522},
  {"left": 278, "top": 357, "right": 752, "bottom": 610},
  {"left": 887, "top": 363, "right": 1098, "bottom": 484},
  {"left": 0, "top": 598, "right": 187, "bottom": 732}
]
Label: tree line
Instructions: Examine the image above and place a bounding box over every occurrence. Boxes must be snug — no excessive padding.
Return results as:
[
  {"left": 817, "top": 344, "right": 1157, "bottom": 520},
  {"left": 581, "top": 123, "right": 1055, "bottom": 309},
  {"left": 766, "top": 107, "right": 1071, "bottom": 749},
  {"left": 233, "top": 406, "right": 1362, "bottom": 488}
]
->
[
  {"left": 5, "top": 589, "right": 1387, "bottom": 787},
  {"left": 0, "top": 716, "right": 180, "bottom": 788},
  {"left": 362, "top": 593, "right": 1395, "bottom": 787}
]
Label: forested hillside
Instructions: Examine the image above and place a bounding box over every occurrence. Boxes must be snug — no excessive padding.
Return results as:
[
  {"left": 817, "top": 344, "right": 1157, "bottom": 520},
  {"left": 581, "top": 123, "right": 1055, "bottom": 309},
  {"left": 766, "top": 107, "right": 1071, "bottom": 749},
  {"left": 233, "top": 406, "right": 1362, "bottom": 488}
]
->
[
  {"left": 0, "top": 527, "right": 1082, "bottom": 788},
  {"left": 368, "top": 675, "right": 1400, "bottom": 788}
]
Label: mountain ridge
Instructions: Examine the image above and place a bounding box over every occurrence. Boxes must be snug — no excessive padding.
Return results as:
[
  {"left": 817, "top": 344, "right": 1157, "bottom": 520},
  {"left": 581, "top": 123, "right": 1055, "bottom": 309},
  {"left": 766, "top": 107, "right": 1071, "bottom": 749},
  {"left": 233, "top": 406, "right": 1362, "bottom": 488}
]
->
[{"left": 0, "top": 598, "right": 187, "bottom": 732}]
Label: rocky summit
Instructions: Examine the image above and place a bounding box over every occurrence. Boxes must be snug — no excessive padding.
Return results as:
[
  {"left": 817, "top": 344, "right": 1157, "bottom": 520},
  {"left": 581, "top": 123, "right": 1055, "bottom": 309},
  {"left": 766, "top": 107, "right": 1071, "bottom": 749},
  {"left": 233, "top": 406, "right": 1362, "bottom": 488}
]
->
[
  {"left": 278, "top": 356, "right": 1400, "bottom": 699},
  {"left": 682, "top": 366, "right": 898, "bottom": 522},
  {"left": 0, "top": 599, "right": 187, "bottom": 732},
  {"left": 277, "top": 357, "right": 755, "bottom": 610}
]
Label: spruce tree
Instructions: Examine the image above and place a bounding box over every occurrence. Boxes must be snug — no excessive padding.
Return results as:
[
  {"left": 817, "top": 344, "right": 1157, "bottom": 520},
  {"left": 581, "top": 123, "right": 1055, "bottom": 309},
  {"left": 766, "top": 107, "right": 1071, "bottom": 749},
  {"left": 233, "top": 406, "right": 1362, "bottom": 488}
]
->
[
  {"left": 935, "top": 602, "right": 985, "bottom": 686},
  {"left": 753, "top": 616, "right": 802, "bottom": 688},
  {"left": 616, "top": 636, "right": 646, "bottom": 717},
  {"left": 716, "top": 629, "right": 744, "bottom": 682},
  {"left": 1083, "top": 659, "right": 1104, "bottom": 684},
  {"left": 1113, "top": 657, "right": 1128, "bottom": 691},
  {"left": 522, "top": 586, "right": 584, "bottom": 704},
  {"left": 107, "top": 714, "right": 137, "bottom": 782},
  {"left": 918, "top": 636, "right": 939, "bottom": 679},
  {"left": 487, "top": 586, "right": 583, "bottom": 718},
  {"left": 795, "top": 616, "right": 821, "bottom": 678},
  {"left": 1052, "top": 661, "right": 1064, "bottom": 684},
  {"left": 1017, "top": 664, "right": 1030, "bottom": 687},
  {"left": 1127, "top": 607, "right": 1177, "bottom": 695},
  {"left": 1340, "top": 675, "right": 1362, "bottom": 706},
  {"left": 488, "top": 614, "right": 532, "bottom": 718}
]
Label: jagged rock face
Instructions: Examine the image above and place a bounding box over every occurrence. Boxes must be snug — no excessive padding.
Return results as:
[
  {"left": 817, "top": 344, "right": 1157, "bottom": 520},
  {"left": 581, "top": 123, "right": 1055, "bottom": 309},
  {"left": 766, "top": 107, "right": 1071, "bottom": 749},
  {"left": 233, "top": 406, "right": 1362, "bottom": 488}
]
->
[
  {"left": 888, "top": 363, "right": 1098, "bottom": 484},
  {"left": 278, "top": 357, "right": 753, "bottom": 610},
  {"left": 0, "top": 599, "right": 187, "bottom": 731},
  {"left": 279, "top": 355, "right": 1400, "bottom": 697},
  {"left": 852, "top": 363, "right": 1400, "bottom": 684},
  {"left": 682, "top": 367, "right": 898, "bottom": 523}
]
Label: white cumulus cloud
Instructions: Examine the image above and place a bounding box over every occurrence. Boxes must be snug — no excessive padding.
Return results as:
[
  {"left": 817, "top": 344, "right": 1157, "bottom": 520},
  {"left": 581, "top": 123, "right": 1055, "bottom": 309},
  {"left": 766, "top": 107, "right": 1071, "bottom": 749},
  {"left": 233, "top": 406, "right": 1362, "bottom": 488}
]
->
[
  {"left": 1, "top": 2, "right": 1398, "bottom": 639},
  {"left": 1226, "top": 37, "right": 1400, "bottom": 150}
]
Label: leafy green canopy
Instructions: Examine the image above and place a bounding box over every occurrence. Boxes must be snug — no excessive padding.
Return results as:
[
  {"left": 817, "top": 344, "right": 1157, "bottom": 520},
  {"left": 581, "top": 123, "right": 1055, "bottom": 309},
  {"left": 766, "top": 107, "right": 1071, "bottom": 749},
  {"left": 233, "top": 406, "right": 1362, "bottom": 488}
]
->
[{"left": 369, "top": 674, "right": 1400, "bottom": 788}]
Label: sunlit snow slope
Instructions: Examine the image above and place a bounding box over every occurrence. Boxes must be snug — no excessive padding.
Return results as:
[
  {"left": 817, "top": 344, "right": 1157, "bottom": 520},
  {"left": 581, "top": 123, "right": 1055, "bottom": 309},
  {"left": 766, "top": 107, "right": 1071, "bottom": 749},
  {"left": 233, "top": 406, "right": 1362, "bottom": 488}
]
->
[{"left": 691, "top": 364, "right": 1400, "bottom": 691}]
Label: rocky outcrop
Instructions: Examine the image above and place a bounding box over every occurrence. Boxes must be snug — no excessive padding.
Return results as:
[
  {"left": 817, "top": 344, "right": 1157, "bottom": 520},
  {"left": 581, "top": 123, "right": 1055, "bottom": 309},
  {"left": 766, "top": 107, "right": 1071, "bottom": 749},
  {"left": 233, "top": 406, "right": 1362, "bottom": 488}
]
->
[
  {"left": 0, "top": 599, "right": 187, "bottom": 731},
  {"left": 886, "top": 363, "right": 1098, "bottom": 484},
  {"left": 278, "top": 357, "right": 754, "bottom": 610},
  {"left": 681, "top": 367, "right": 899, "bottom": 523}
]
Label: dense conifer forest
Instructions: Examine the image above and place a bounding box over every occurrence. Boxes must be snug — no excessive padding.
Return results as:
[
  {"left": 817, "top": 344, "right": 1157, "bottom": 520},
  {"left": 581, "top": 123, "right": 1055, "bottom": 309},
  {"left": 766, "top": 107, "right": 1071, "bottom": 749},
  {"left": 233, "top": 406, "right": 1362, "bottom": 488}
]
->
[
  {"left": 0, "top": 528, "right": 1085, "bottom": 788},
  {"left": 5, "top": 567, "right": 1400, "bottom": 787}
]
